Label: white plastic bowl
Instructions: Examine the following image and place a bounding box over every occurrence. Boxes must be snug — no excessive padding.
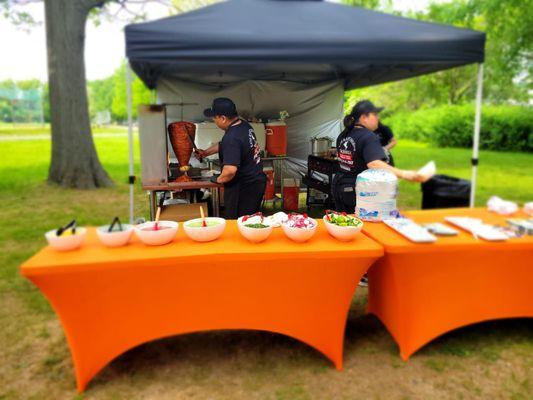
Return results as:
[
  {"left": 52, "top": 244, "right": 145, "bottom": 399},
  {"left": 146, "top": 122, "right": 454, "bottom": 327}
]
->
[
  {"left": 96, "top": 224, "right": 134, "bottom": 247},
  {"left": 237, "top": 217, "right": 273, "bottom": 243},
  {"left": 183, "top": 217, "right": 226, "bottom": 242},
  {"left": 323, "top": 216, "right": 363, "bottom": 241},
  {"left": 134, "top": 221, "right": 178, "bottom": 246},
  {"left": 281, "top": 219, "right": 317, "bottom": 243},
  {"left": 45, "top": 227, "right": 87, "bottom": 251}
]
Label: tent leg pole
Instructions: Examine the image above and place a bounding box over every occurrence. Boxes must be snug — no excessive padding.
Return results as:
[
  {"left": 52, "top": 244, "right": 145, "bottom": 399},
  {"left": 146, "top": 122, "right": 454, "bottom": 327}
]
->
[
  {"left": 126, "top": 61, "right": 135, "bottom": 223},
  {"left": 470, "top": 63, "right": 484, "bottom": 208}
]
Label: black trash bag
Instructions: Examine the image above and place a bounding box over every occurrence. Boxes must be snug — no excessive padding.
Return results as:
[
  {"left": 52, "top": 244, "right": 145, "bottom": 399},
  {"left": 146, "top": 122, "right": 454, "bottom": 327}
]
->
[{"left": 421, "top": 174, "right": 471, "bottom": 209}]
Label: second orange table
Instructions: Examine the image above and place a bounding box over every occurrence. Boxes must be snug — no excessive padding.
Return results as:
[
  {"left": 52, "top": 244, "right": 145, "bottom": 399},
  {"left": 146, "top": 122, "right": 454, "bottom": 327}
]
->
[
  {"left": 21, "top": 221, "right": 383, "bottom": 392},
  {"left": 363, "top": 208, "right": 533, "bottom": 360}
]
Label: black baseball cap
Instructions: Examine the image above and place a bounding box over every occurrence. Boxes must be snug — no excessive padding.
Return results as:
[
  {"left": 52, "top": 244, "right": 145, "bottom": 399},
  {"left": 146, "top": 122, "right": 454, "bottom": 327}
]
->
[
  {"left": 203, "top": 98, "right": 237, "bottom": 118},
  {"left": 352, "top": 100, "right": 384, "bottom": 120}
]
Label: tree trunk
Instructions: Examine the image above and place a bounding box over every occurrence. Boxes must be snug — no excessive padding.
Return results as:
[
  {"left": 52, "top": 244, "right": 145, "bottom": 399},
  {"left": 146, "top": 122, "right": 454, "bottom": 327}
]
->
[{"left": 45, "top": 0, "right": 113, "bottom": 188}]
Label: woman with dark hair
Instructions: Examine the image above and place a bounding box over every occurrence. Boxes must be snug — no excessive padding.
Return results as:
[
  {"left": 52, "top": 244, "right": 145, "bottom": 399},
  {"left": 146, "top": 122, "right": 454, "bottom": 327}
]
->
[{"left": 332, "top": 100, "right": 422, "bottom": 213}]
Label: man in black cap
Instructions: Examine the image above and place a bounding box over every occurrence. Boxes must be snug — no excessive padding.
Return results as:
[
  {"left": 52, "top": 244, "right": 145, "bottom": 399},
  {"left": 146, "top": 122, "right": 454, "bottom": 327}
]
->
[
  {"left": 332, "top": 100, "right": 423, "bottom": 213},
  {"left": 196, "top": 98, "right": 266, "bottom": 219}
]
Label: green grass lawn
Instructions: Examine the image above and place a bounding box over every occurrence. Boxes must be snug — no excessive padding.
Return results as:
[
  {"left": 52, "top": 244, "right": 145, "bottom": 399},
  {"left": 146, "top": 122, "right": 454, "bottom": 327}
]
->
[
  {"left": 0, "top": 133, "right": 532, "bottom": 399},
  {"left": 0, "top": 123, "right": 129, "bottom": 136}
]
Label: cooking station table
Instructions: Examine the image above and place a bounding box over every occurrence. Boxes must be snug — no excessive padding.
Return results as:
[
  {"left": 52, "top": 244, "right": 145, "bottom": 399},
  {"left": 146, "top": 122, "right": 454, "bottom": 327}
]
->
[
  {"left": 21, "top": 221, "right": 383, "bottom": 392},
  {"left": 362, "top": 208, "right": 533, "bottom": 360},
  {"left": 143, "top": 180, "right": 222, "bottom": 219}
]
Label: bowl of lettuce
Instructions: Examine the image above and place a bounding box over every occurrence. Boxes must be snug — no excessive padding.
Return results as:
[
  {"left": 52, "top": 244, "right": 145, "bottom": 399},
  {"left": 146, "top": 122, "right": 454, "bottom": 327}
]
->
[{"left": 323, "top": 212, "right": 363, "bottom": 241}]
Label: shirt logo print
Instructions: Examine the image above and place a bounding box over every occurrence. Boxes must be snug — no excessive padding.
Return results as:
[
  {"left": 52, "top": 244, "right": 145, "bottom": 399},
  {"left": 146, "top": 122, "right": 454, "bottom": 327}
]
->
[{"left": 249, "top": 129, "right": 261, "bottom": 164}]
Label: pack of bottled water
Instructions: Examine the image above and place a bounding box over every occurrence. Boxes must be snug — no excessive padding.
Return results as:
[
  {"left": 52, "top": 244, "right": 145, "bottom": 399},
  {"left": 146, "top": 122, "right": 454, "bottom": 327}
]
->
[{"left": 356, "top": 169, "right": 399, "bottom": 221}]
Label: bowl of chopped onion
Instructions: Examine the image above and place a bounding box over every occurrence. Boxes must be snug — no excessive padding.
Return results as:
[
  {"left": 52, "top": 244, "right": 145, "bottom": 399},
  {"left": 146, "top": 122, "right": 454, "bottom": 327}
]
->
[{"left": 281, "top": 213, "right": 317, "bottom": 243}]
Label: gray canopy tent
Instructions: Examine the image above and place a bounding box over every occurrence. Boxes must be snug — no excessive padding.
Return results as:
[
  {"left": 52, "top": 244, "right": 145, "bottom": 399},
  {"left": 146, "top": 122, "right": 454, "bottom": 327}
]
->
[{"left": 124, "top": 0, "right": 486, "bottom": 222}]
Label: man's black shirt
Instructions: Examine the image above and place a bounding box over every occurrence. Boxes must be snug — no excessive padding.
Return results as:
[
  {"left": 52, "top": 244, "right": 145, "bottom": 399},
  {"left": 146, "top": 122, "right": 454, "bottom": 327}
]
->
[{"left": 219, "top": 119, "right": 264, "bottom": 186}]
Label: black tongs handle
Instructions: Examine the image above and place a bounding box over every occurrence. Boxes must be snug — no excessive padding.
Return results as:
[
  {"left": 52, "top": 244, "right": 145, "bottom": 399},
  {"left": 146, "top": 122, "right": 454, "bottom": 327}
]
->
[
  {"left": 108, "top": 216, "right": 123, "bottom": 233},
  {"left": 56, "top": 219, "right": 76, "bottom": 236}
]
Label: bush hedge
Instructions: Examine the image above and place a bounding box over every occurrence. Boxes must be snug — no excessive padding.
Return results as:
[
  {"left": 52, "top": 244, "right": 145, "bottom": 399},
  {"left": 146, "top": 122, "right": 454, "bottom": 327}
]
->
[{"left": 384, "top": 104, "right": 532, "bottom": 152}]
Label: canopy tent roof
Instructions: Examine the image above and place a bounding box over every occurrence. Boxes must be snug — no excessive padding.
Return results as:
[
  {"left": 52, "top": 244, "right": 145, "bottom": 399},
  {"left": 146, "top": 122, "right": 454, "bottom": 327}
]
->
[{"left": 125, "top": 0, "right": 485, "bottom": 90}]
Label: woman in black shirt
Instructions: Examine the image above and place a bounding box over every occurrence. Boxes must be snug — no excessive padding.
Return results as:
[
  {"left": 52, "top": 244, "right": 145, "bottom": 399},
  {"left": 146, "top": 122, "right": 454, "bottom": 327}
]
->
[{"left": 332, "top": 100, "right": 422, "bottom": 213}]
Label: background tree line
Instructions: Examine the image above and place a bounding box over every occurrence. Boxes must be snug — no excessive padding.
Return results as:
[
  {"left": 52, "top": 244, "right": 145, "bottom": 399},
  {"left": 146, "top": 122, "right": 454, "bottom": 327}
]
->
[
  {"left": 0, "top": 63, "right": 151, "bottom": 124},
  {"left": 3, "top": 0, "right": 530, "bottom": 126}
]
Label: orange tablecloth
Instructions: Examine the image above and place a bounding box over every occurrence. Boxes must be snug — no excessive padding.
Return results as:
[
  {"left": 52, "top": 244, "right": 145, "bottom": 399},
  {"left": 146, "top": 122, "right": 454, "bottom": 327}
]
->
[
  {"left": 363, "top": 208, "right": 533, "bottom": 360},
  {"left": 21, "top": 221, "right": 383, "bottom": 392}
]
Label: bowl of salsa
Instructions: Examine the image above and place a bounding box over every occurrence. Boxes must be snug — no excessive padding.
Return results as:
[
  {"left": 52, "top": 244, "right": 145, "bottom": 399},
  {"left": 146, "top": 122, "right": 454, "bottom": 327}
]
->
[
  {"left": 134, "top": 221, "right": 179, "bottom": 246},
  {"left": 183, "top": 217, "right": 226, "bottom": 242}
]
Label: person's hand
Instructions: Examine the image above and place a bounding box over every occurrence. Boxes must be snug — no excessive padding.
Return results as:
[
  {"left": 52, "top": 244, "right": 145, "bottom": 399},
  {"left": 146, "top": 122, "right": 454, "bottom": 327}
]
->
[
  {"left": 402, "top": 170, "right": 425, "bottom": 182},
  {"left": 194, "top": 149, "right": 207, "bottom": 161}
]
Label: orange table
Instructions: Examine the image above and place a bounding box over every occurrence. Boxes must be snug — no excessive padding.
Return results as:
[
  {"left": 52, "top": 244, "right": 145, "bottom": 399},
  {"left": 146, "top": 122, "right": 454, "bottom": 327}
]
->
[
  {"left": 21, "top": 221, "right": 383, "bottom": 392},
  {"left": 363, "top": 208, "right": 533, "bottom": 361}
]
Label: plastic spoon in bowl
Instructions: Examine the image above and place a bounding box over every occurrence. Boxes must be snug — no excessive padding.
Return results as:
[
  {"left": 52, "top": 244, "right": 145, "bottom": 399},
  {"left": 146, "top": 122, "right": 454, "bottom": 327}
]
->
[
  {"left": 199, "top": 206, "right": 207, "bottom": 227},
  {"left": 154, "top": 207, "right": 161, "bottom": 231}
]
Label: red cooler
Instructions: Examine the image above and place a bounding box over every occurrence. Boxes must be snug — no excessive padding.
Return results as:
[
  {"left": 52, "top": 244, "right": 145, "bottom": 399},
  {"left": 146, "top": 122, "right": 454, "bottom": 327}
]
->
[{"left": 265, "top": 120, "right": 287, "bottom": 156}]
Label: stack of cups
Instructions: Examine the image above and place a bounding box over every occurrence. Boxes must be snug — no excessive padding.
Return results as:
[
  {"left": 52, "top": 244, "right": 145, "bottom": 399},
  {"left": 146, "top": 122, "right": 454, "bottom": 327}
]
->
[{"left": 356, "top": 169, "right": 398, "bottom": 221}]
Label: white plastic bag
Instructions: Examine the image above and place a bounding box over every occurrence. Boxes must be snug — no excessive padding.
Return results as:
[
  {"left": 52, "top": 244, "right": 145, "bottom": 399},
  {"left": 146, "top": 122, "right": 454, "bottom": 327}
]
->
[{"left": 487, "top": 196, "right": 518, "bottom": 215}]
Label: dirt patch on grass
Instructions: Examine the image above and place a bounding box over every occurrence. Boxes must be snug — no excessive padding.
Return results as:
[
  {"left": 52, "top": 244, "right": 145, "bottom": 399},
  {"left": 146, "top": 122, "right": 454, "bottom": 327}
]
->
[
  {"left": 0, "top": 292, "right": 76, "bottom": 399},
  {"left": 3, "top": 288, "right": 529, "bottom": 400}
]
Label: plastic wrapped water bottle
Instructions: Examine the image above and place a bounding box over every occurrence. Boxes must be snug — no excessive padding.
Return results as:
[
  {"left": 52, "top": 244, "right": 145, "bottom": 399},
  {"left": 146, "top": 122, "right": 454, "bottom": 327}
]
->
[{"left": 356, "top": 169, "right": 398, "bottom": 221}]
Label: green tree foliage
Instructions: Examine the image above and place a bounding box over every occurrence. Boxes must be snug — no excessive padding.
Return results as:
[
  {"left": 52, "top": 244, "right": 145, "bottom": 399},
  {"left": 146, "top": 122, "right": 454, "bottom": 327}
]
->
[
  {"left": 0, "top": 79, "right": 48, "bottom": 123},
  {"left": 110, "top": 62, "right": 153, "bottom": 122},
  {"left": 385, "top": 104, "right": 532, "bottom": 152},
  {"left": 1, "top": 62, "right": 154, "bottom": 125},
  {"left": 0, "top": 80, "right": 16, "bottom": 122},
  {"left": 343, "top": 0, "right": 532, "bottom": 113},
  {"left": 172, "top": 0, "right": 220, "bottom": 13},
  {"left": 88, "top": 77, "right": 114, "bottom": 121},
  {"left": 340, "top": 0, "right": 382, "bottom": 9},
  {"left": 410, "top": 0, "right": 532, "bottom": 104},
  {"left": 473, "top": 0, "right": 533, "bottom": 102}
]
